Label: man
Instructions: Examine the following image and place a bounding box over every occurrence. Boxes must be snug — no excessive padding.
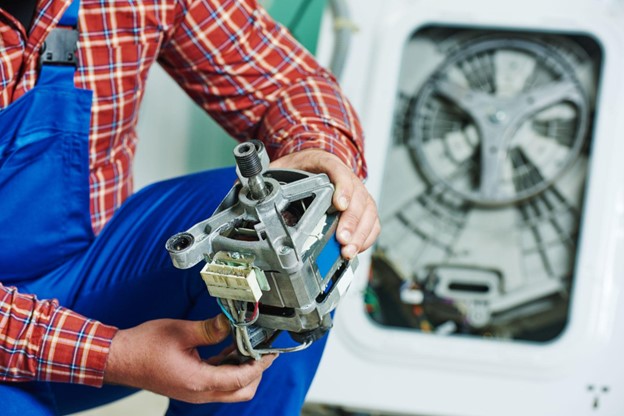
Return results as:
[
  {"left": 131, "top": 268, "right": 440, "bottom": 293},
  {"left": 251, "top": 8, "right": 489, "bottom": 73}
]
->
[{"left": 0, "top": 0, "right": 379, "bottom": 415}]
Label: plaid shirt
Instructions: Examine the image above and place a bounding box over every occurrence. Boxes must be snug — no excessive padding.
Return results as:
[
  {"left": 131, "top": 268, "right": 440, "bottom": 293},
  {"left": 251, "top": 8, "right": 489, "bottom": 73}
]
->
[
  {"left": 0, "top": 285, "right": 116, "bottom": 386},
  {"left": 0, "top": 0, "right": 365, "bottom": 386}
]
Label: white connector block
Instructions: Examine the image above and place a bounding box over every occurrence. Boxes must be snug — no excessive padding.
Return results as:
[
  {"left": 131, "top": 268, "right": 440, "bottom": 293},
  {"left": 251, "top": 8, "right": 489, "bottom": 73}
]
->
[{"left": 200, "top": 261, "right": 263, "bottom": 302}]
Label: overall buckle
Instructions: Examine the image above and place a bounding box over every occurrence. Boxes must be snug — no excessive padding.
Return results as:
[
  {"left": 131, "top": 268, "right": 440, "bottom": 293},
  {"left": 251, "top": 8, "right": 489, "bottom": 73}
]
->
[{"left": 39, "top": 27, "right": 79, "bottom": 66}]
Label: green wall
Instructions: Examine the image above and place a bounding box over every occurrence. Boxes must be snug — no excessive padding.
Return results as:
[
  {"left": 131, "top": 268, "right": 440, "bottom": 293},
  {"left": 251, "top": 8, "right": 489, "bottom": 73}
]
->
[{"left": 266, "top": 0, "right": 327, "bottom": 53}]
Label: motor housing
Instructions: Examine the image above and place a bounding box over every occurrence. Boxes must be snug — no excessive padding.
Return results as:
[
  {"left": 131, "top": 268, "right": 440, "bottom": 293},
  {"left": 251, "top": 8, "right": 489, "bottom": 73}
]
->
[{"left": 166, "top": 141, "right": 356, "bottom": 359}]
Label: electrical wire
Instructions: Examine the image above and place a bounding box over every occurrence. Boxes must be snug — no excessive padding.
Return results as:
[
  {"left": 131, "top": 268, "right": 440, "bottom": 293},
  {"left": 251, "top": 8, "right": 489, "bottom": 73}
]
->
[
  {"left": 255, "top": 340, "right": 313, "bottom": 355},
  {"left": 235, "top": 301, "right": 260, "bottom": 326},
  {"left": 217, "top": 297, "right": 261, "bottom": 326},
  {"left": 216, "top": 297, "right": 236, "bottom": 324},
  {"left": 238, "top": 323, "right": 313, "bottom": 358},
  {"left": 224, "top": 297, "right": 314, "bottom": 359},
  {"left": 248, "top": 302, "right": 260, "bottom": 322}
]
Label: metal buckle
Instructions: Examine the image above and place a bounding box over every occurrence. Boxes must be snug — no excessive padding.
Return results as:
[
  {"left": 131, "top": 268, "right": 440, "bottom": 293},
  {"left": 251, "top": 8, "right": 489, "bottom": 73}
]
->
[{"left": 39, "top": 27, "right": 79, "bottom": 66}]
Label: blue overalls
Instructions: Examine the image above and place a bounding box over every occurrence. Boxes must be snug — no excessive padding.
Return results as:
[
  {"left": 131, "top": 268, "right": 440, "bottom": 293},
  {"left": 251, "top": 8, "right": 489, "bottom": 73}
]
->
[{"left": 0, "top": 1, "right": 327, "bottom": 414}]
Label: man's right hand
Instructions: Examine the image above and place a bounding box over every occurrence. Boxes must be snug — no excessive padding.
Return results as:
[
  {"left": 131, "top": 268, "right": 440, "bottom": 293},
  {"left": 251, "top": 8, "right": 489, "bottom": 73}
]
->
[{"left": 103, "top": 315, "right": 276, "bottom": 403}]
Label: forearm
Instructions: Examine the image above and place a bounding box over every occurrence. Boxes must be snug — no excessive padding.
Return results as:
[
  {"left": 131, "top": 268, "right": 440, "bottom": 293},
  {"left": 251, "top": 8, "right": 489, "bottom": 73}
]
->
[
  {"left": 257, "top": 72, "right": 366, "bottom": 178},
  {"left": 0, "top": 283, "right": 117, "bottom": 386},
  {"left": 158, "top": 0, "right": 366, "bottom": 177}
]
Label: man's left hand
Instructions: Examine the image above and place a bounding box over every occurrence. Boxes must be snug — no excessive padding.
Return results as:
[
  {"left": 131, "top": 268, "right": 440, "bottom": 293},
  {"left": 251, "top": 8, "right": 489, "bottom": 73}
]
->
[{"left": 271, "top": 149, "right": 380, "bottom": 260}]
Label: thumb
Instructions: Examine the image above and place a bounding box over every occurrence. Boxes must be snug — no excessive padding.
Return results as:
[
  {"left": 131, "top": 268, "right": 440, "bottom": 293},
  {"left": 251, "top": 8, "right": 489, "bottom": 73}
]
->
[{"left": 193, "top": 314, "right": 231, "bottom": 346}]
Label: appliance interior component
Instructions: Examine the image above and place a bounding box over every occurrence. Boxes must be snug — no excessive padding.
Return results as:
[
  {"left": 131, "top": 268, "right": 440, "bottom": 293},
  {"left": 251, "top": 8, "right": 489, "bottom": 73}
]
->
[
  {"left": 367, "top": 27, "right": 601, "bottom": 341},
  {"left": 410, "top": 37, "right": 589, "bottom": 205}
]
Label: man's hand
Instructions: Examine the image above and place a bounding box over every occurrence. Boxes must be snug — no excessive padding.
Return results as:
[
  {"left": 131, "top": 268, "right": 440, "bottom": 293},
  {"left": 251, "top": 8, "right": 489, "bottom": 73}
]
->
[
  {"left": 271, "top": 149, "right": 380, "bottom": 260},
  {"left": 104, "top": 315, "right": 276, "bottom": 403}
]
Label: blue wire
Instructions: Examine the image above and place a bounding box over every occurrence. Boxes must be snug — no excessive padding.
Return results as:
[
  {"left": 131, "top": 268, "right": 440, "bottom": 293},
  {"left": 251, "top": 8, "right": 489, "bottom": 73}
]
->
[{"left": 216, "top": 297, "right": 236, "bottom": 324}]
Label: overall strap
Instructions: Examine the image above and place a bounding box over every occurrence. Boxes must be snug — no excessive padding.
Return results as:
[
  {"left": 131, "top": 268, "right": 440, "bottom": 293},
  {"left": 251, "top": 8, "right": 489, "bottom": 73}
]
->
[
  {"left": 38, "top": 0, "right": 81, "bottom": 87},
  {"left": 59, "top": 0, "right": 80, "bottom": 27}
]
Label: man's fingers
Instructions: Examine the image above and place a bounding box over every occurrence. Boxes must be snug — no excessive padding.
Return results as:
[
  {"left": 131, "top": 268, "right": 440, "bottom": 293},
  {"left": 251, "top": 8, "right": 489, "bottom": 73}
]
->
[
  {"left": 337, "top": 182, "right": 367, "bottom": 251},
  {"left": 202, "top": 376, "right": 263, "bottom": 403},
  {"left": 362, "top": 217, "right": 381, "bottom": 252},
  {"left": 320, "top": 157, "right": 376, "bottom": 259},
  {"left": 343, "top": 197, "right": 378, "bottom": 257},
  {"left": 204, "top": 345, "right": 237, "bottom": 366},
  {"left": 269, "top": 149, "right": 359, "bottom": 214},
  {"left": 192, "top": 315, "right": 231, "bottom": 346},
  {"left": 270, "top": 149, "right": 380, "bottom": 259},
  {"left": 201, "top": 354, "right": 276, "bottom": 393},
  {"left": 328, "top": 163, "right": 355, "bottom": 212}
]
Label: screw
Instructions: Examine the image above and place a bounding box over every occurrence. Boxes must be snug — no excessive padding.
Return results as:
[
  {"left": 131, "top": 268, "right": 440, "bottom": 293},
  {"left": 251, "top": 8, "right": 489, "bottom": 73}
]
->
[
  {"left": 489, "top": 110, "right": 508, "bottom": 124},
  {"left": 279, "top": 246, "right": 293, "bottom": 255}
]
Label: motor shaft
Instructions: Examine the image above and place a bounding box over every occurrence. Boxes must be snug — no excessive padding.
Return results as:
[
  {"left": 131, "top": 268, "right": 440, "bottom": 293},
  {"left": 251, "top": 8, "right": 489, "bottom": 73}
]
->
[{"left": 233, "top": 142, "right": 270, "bottom": 200}]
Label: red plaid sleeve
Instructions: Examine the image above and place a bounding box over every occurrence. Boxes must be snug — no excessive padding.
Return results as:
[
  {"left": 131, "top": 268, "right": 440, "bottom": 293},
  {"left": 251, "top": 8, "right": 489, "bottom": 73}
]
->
[
  {"left": 0, "top": 284, "right": 117, "bottom": 386},
  {"left": 157, "top": 0, "right": 367, "bottom": 178}
]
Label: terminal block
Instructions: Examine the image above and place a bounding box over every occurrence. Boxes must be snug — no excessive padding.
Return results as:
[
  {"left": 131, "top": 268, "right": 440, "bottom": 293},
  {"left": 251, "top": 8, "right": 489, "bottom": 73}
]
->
[{"left": 200, "top": 252, "right": 266, "bottom": 303}]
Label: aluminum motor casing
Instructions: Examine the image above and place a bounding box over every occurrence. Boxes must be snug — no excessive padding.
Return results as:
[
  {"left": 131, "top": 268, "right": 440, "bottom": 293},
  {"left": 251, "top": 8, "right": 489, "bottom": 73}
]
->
[{"left": 167, "top": 167, "right": 350, "bottom": 335}]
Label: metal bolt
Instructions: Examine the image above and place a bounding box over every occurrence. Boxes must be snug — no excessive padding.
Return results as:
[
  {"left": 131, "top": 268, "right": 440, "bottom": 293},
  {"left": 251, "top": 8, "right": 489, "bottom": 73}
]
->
[
  {"left": 489, "top": 110, "right": 508, "bottom": 124},
  {"left": 278, "top": 246, "right": 293, "bottom": 255},
  {"left": 233, "top": 141, "right": 270, "bottom": 200},
  {"left": 234, "top": 143, "right": 263, "bottom": 178}
]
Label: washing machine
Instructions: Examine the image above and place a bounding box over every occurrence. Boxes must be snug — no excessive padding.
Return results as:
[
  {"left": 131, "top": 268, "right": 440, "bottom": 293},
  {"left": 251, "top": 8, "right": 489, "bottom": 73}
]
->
[{"left": 307, "top": 0, "right": 624, "bottom": 414}]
